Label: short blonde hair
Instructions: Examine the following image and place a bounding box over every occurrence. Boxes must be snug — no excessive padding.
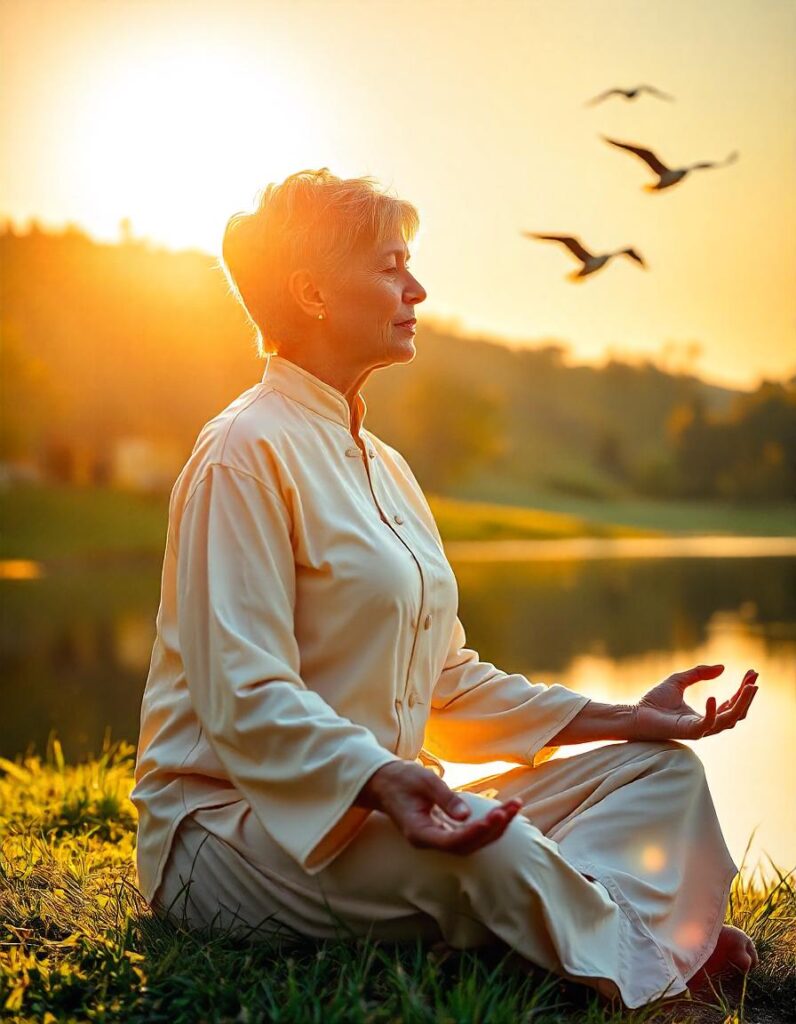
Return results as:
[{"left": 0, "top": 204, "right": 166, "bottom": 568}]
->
[{"left": 219, "top": 168, "right": 421, "bottom": 357}]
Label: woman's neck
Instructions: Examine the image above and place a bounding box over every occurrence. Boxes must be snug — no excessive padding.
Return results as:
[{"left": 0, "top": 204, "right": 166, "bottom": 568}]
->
[{"left": 275, "top": 348, "right": 371, "bottom": 410}]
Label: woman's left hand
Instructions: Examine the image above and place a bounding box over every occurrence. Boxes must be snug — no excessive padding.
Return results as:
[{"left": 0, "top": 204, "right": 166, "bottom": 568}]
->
[{"left": 630, "top": 665, "right": 759, "bottom": 741}]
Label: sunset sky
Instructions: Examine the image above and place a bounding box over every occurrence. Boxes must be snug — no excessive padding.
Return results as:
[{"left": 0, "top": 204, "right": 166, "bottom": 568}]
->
[{"left": 1, "top": 0, "right": 794, "bottom": 391}]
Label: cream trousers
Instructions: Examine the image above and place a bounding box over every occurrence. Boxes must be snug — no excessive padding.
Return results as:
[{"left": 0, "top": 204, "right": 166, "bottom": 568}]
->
[{"left": 152, "top": 740, "right": 738, "bottom": 1009}]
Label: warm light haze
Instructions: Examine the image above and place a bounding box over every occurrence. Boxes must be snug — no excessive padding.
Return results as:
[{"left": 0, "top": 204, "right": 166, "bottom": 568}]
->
[{"left": 1, "top": 0, "right": 794, "bottom": 391}]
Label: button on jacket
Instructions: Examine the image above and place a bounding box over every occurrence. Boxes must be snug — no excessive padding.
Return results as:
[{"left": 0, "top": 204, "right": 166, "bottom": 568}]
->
[{"left": 131, "top": 354, "right": 590, "bottom": 905}]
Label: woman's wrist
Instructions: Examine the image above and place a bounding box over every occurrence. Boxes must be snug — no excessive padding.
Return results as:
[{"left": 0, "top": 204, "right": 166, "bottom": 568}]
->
[{"left": 548, "top": 700, "right": 638, "bottom": 745}]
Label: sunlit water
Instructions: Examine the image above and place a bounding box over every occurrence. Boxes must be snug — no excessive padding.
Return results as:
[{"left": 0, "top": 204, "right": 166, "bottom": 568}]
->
[{"left": 2, "top": 537, "right": 794, "bottom": 877}]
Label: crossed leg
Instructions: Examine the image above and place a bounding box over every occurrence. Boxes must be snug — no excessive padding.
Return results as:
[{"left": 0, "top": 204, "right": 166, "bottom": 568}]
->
[
  {"left": 154, "top": 739, "right": 743, "bottom": 1009},
  {"left": 459, "top": 739, "right": 753, "bottom": 991}
]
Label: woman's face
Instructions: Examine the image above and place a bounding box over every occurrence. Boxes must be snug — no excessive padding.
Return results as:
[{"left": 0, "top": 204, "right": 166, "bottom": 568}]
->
[{"left": 322, "top": 234, "right": 427, "bottom": 368}]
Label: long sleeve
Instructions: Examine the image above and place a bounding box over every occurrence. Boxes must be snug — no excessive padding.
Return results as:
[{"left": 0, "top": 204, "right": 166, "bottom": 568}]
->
[
  {"left": 175, "top": 461, "right": 401, "bottom": 874},
  {"left": 423, "top": 614, "right": 591, "bottom": 768}
]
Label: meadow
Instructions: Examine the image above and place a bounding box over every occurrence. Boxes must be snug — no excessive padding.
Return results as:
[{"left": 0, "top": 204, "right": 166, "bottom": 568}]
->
[{"left": 0, "top": 737, "right": 793, "bottom": 1024}]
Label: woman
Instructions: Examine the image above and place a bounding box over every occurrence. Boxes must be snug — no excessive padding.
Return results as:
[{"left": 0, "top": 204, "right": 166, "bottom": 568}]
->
[{"left": 132, "top": 168, "right": 759, "bottom": 1008}]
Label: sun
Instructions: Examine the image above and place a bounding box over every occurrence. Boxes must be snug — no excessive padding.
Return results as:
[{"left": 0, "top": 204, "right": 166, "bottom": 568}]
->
[{"left": 63, "top": 39, "right": 322, "bottom": 251}]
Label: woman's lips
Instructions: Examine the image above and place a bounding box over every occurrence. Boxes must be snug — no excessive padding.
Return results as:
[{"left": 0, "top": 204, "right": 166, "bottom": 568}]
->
[{"left": 394, "top": 319, "right": 416, "bottom": 331}]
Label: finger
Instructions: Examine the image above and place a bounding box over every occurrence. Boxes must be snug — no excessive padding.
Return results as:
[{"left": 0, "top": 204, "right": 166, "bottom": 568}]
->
[
  {"left": 450, "top": 804, "right": 521, "bottom": 855},
  {"left": 455, "top": 801, "right": 522, "bottom": 849},
  {"left": 708, "top": 688, "right": 749, "bottom": 737},
  {"left": 717, "top": 671, "right": 757, "bottom": 714},
  {"left": 419, "top": 801, "right": 509, "bottom": 841},
  {"left": 696, "top": 696, "right": 717, "bottom": 737},
  {"left": 410, "top": 812, "right": 499, "bottom": 853},
  {"left": 447, "top": 811, "right": 510, "bottom": 855},
  {"left": 426, "top": 775, "right": 472, "bottom": 821},
  {"left": 411, "top": 803, "right": 519, "bottom": 854},
  {"left": 722, "top": 684, "right": 758, "bottom": 727},
  {"left": 720, "top": 683, "right": 757, "bottom": 726},
  {"left": 674, "top": 664, "right": 724, "bottom": 690},
  {"left": 706, "top": 686, "right": 758, "bottom": 736},
  {"left": 738, "top": 686, "right": 759, "bottom": 720},
  {"left": 432, "top": 796, "right": 522, "bottom": 825},
  {"left": 717, "top": 683, "right": 744, "bottom": 715}
]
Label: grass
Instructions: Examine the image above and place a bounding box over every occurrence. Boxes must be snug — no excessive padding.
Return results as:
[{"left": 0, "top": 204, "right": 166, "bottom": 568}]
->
[
  {"left": 1, "top": 737, "right": 794, "bottom": 1023},
  {"left": 0, "top": 484, "right": 170, "bottom": 563},
  {"left": 425, "top": 494, "right": 660, "bottom": 542},
  {"left": 452, "top": 480, "right": 796, "bottom": 540}
]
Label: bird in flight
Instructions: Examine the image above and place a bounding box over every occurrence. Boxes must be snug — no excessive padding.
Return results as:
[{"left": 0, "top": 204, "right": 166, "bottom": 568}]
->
[
  {"left": 522, "top": 232, "right": 647, "bottom": 281},
  {"left": 601, "top": 135, "right": 739, "bottom": 192},
  {"left": 585, "top": 85, "right": 675, "bottom": 106}
]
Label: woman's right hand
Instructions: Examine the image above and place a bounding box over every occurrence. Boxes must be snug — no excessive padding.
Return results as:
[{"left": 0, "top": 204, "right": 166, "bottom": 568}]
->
[{"left": 355, "top": 760, "right": 522, "bottom": 855}]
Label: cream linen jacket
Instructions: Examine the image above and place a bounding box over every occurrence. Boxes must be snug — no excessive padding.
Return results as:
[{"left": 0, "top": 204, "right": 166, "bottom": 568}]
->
[{"left": 131, "top": 354, "right": 590, "bottom": 903}]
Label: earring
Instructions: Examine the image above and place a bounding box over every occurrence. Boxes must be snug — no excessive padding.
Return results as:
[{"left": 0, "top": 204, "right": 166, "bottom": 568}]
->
[{"left": 317, "top": 312, "right": 325, "bottom": 320}]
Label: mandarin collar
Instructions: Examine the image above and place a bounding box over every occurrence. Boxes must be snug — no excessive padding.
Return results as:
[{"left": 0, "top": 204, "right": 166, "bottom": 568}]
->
[{"left": 261, "top": 353, "right": 368, "bottom": 438}]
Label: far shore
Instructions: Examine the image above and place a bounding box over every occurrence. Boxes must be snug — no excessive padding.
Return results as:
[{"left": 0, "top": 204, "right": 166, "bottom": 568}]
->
[{"left": 1, "top": 482, "right": 794, "bottom": 564}]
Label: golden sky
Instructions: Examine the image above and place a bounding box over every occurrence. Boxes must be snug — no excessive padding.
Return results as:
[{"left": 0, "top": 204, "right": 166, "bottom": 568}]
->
[{"left": 1, "top": 0, "right": 794, "bottom": 391}]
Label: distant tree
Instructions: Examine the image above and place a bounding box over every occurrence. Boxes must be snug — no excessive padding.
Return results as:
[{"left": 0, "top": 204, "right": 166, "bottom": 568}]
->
[
  {"left": 595, "top": 428, "right": 627, "bottom": 479},
  {"left": 720, "top": 382, "right": 796, "bottom": 499},
  {"left": 667, "top": 395, "right": 719, "bottom": 496},
  {"left": 665, "top": 382, "right": 796, "bottom": 499},
  {"left": 657, "top": 339, "right": 703, "bottom": 377},
  {"left": 0, "top": 321, "right": 63, "bottom": 461},
  {"left": 400, "top": 373, "right": 508, "bottom": 491}
]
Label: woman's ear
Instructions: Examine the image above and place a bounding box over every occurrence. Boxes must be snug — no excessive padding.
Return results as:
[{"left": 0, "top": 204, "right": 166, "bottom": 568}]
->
[{"left": 287, "top": 268, "right": 325, "bottom": 320}]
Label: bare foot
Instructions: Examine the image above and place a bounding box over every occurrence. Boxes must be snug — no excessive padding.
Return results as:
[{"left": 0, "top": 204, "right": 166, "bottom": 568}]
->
[{"left": 687, "top": 925, "right": 758, "bottom": 993}]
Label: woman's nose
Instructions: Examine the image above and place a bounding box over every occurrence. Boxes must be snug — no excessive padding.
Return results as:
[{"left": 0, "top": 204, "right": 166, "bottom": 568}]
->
[{"left": 406, "top": 275, "right": 427, "bottom": 304}]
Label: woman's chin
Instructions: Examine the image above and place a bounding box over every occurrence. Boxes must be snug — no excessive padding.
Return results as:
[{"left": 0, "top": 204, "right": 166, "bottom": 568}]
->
[{"left": 387, "top": 335, "right": 416, "bottom": 362}]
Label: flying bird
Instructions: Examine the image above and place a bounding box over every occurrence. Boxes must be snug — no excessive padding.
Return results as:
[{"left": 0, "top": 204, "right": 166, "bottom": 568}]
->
[
  {"left": 601, "top": 135, "right": 739, "bottom": 192},
  {"left": 585, "top": 84, "right": 675, "bottom": 106},
  {"left": 522, "top": 232, "right": 647, "bottom": 281}
]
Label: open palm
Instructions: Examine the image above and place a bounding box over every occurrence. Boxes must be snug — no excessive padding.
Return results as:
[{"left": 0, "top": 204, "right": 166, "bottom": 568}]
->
[{"left": 634, "top": 664, "right": 759, "bottom": 741}]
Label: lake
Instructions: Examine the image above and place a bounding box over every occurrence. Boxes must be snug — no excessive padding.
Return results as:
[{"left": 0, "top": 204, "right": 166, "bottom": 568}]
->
[{"left": 1, "top": 538, "right": 794, "bottom": 878}]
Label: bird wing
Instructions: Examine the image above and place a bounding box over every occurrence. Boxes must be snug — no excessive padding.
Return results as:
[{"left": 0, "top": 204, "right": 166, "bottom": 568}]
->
[
  {"left": 523, "top": 232, "right": 593, "bottom": 262},
  {"left": 585, "top": 88, "right": 623, "bottom": 106},
  {"left": 622, "top": 248, "right": 647, "bottom": 267},
  {"left": 600, "top": 135, "right": 670, "bottom": 175},
  {"left": 639, "top": 85, "right": 675, "bottom": 101},
  {"left": 691, "top": 151, "right": 738, "bottom": 170}
]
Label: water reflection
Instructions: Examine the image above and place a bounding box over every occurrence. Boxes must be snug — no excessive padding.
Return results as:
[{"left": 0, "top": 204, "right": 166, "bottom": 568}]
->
[
  {"left": 0, "top": 562, "right": 160, "bottom": 763},
  {"left": 1, "top": 550, "right": 794, "bottom": 874},
  {"left": 449, "top": 555, "right": 796, "bottom": 674},
  {"left": 445, "top": 536, "right": 796, "bottom": 562}
]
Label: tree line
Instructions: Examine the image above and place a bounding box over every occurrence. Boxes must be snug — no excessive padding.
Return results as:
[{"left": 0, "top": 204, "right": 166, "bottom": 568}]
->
[{"left": 1, "top": 222, "right": 794, "bottom": 502}]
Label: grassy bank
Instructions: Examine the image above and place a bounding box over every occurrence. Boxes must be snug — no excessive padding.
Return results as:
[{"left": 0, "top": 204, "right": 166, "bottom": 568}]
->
[
  {"left": 425, "top": 493, "right": 661, "bottom": 542},
  {"left": 487, "top": 488, "right": 796, "bottom": 539},
  {"left": 4, "top": 483, "right": 794, "bottom": 563},
  {"left": 1, "top": 738, "right": 794, "bottom": 1023}
]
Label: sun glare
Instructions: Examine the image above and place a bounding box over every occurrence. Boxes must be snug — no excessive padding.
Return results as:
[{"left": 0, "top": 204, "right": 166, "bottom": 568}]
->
[{"left": 63, "top": 39, "right": 320, "bottom": 251}]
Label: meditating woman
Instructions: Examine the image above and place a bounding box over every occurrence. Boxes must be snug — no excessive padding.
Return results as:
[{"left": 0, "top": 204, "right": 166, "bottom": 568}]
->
[{"left": 132, "top": 168, "right": 758, "bottom": 1008}]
